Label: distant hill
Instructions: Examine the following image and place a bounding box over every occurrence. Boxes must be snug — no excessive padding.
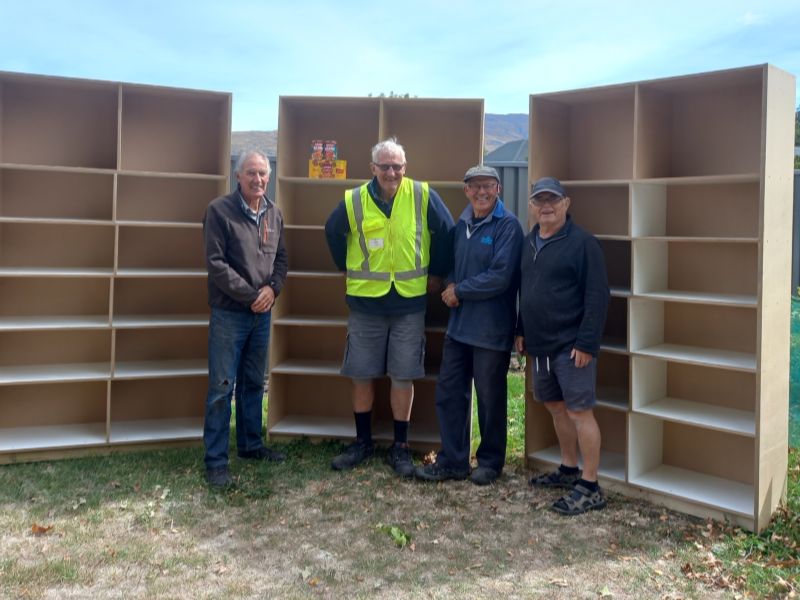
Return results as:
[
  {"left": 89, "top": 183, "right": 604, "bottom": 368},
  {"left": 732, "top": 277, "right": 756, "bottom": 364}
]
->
[{"left": 231, "top": 113, "right": 528, "bottom": 158}]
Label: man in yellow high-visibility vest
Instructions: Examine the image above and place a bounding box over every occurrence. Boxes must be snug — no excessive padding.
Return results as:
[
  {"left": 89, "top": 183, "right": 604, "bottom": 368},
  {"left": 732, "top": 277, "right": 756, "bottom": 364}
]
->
[{"left": 325, "top": 137, "right": 454, "bottom": 477}]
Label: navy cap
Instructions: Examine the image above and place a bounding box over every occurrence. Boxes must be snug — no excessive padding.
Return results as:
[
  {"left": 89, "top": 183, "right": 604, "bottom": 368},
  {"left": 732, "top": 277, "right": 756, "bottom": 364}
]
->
[
  {"left": 463, "top": 165, "right": 500, "bottom": 183},
  {"left": 530, "top": 176, "right": 566, "bottom": 199}
]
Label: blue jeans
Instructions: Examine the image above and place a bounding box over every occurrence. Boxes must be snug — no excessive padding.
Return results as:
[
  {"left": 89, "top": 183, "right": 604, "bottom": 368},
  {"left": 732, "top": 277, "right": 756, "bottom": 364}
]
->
[
  {"left": 204, "top": 307, "right": 271, "bottom": 470},
  {"left": 435, "top": 336, "right": 510, "bottom": 472}
]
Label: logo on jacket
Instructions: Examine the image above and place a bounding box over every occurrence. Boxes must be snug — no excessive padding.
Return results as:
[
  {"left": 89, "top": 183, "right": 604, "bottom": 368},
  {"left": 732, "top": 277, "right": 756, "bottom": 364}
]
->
[{"left": 480, "top": 236, "right": 493, "bottom": 245}]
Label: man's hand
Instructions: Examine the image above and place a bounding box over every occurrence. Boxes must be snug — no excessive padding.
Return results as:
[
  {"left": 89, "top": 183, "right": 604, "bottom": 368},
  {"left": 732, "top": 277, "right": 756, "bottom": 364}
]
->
[
  {"left": 514, "top": 335, "right": 525, "bottom": 354},
  {"left": 250, "top": 286, "right": 275, "bottom": 313},
  {"left": 441, "top": 282, "right": 459, "bottom": 307},
  {"left": 570, "top": 348, "right": 593, "bottom": 368}
]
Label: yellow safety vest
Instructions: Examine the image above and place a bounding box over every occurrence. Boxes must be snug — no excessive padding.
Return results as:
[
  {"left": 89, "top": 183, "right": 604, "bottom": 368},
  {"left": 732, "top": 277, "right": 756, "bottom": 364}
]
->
[{"left": 344, "top": 178, "right": 430, "bottom": 298}]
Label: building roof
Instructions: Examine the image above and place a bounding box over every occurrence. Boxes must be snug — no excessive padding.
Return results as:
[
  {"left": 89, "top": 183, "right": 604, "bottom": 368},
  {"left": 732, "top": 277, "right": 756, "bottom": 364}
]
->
[{"left": 485, "top": 139, "right": 528, "bottom": 165}]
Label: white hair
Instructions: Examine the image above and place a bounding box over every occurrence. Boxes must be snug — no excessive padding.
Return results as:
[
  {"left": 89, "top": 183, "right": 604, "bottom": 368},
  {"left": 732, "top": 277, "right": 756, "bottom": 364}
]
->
[
  {"left": 371, "top": 137, "right": 406, "bottom": 164},
  {"left": 235, "top": 150, "right": 271, "bottom": 176}
]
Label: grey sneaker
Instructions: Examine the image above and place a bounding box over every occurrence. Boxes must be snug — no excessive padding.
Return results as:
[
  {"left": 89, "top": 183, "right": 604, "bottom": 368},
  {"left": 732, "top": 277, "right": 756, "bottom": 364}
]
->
[
  {"left": 331, "top": 439, "right": 374, "bottom": 471},
  {"left": 206, "top": 466, "right": 233, "bottom": 488},
  {"left": 529, "top": 467, "right": 582, "bottom": 489},
  {"left": 470, "top": 466, "right": 500, "bottom": 486},
  {"left": 415, "top": 461, "right": 469, "bottom": 482},
  {"left": 386, "top": 443, "right": 415, "bottom": 478}
]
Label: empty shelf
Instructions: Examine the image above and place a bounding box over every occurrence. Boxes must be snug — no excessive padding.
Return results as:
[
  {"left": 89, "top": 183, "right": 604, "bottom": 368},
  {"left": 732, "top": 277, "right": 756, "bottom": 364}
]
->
[
  {"left": 0, "top": 315, "right": 109, "bottom": 331},
  {"left": 529, "top": 445, "right": 626, "bottom": 482},
  {"left": 0, "top": 362, "right": 111, "bottom": 385},
  {"left": 110, "top": 417, "right": 203, "bottom": 443},
  {"left": 634, "top": 344, "right": 756, "bottom": 372},
  {"left": 634, "top": 397, "right": 754, "bottom": 436},
  {"left": 0, "top": 423, "right": 107, "bottom": 452},
  {"left": 113, "top": 359, "right": 207, "bottom": 379}
]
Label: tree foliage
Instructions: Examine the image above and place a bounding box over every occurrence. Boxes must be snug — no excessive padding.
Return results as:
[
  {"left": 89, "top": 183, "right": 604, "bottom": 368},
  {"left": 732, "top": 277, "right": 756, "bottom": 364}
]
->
[{"left": 368, "top": 91, "right": 416, "bottom": 98}]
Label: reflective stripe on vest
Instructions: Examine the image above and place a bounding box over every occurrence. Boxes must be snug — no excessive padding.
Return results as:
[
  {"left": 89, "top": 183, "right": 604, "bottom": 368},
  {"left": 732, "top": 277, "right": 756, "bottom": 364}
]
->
[{"left": 344, "top": 179, "right": 430, "bottom": 297}]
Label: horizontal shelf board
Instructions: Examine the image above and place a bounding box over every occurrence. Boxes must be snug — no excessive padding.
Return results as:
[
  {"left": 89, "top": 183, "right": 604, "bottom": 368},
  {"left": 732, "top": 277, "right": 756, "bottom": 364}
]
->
[
  {"left": 596, "top": 385, "right": 629, "bottom": 410},
  {"left": 560, "top": 179, "right": 631, "bottom": 187},
  {"left": 630, "top": 464, "right": 752, "bottom": 517},
  {"left": 596, "top": 234, "right": 631, "bottom": 241},
  {"left": 0, "top": 217, "right": 113, "bottom": 227},
  {"left": 284, "top": 224, "right": 325, "bottom": 232},
  {"left": 633, "top": 344, "right": 756, "bottom": 372},
  {"left": 116, "top": 220, "right": 201, "bottom": 229},
  {"left": 273, "top": 315, "right": 346, "bottom": 327},
  {"left": 0, "top": 315, "right": 110, "bottom": 331},
  {"left": 112, "top": 314, "right": 209, "bottom": 328},
  {"left": 0, "top": 423, "right": 107, "bottom": 453},
  {"left": 287, "top": 270, "right": 344, "bottom": 280},
  {"left": 109, "top": 417, "right": 203, "bottom": 444},
  {"left": 271, "top": 359, "right": 340, "bottom": 376},
  {"left": 529, "top": 445, "right": 626, "bottom": 482},
  {"left": 610, "top": 286, "right": 632, "bottom": 297},
  {"left": 634, "top": 173, "right": 760, "bottom": 186},
  {"left": 634, "top": 235, "right": 757, "bottom": 244},
  {"left": 0, "top": 267, "right": 113, "bottom": 278},
  {"left": 270, "top": 360, "right": 438, "bottom": 382},
  {"left": 0, "top": 162, "right": 115, "bottom": 175},
  {"left": 114, "top": 268, "right": 206, "bottom": 278},
  {"left": 0, "top": 362, "right": 111, "bottom": 385},
  {"left": 117, "top": 169, "right": 227, "bottom": 181},
  {"left": 633, "top": 290, "right": 757, "bottom": 307},
  {"left": 634, "top": 397, "right": 755, "bottom": 437},
  {"left": 269, "top": 415, "right": 441, "bottom": 445},
  {"left": 113, "top": 360, "right": 207, "bottom": 379},
  {"left": 601, "top": 338, "right": 627, "bottom": 353},
  {"left": 278, "top": 176, "right": 363, "bottom": 187}
]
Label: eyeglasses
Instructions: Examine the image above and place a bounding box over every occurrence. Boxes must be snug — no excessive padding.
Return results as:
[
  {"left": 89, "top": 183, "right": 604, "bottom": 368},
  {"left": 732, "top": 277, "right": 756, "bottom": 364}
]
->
[
  {"left": 374, "top": 163, "right": 405, "bottom": 172},
  {"left": 529, "top": 195, "right": 564, "bottom": 206},
  {"left": 467, "top": 182, "right": 498, "bottom": 192}
]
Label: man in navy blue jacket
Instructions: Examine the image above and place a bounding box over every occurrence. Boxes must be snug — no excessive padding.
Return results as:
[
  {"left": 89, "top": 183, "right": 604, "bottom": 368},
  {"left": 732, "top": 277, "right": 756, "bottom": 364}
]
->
[
  {"left": 416, "top": 165, "right": 523, "bottom": 485},
  {"left": 516, "top": 177, "right": 609, "bottom": 514}
]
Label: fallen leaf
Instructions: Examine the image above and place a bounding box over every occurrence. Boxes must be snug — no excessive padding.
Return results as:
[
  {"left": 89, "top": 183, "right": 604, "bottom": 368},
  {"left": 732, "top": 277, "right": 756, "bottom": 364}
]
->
[
  {"left": 308, "top": 577, "right": 320, "bottom": 587},
  {"left": 598, "top": 585, "right": 613, "bottom": 597},
  {"left": 549, "top": 578, "right": 569, "bottom": 588}
]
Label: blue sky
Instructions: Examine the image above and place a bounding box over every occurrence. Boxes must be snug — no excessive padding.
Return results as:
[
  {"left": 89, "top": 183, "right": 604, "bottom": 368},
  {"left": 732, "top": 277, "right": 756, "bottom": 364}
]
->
[{"left": 1, "top": 0, "right": 798, "bottom": 131}]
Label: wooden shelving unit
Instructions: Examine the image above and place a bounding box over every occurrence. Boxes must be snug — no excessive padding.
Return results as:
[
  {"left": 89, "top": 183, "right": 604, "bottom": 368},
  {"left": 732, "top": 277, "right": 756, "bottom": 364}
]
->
[
  {"left": 525, "top": 64, "right": 795, "bottom": 531},
  {"left": 0, "top": 71, "right": 231, "bottom": 461},
  {"left": 269, "top": 96, "right": 483, "bottom": 448}
]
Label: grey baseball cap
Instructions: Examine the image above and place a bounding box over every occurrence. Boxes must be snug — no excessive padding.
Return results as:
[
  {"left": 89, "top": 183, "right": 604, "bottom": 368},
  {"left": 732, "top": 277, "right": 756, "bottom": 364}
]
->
[
  {"left": 529, "top": 176, "right": 566, "bottom": 198},
  {"left": 463, "top": 165, "right": 500, "bottom": 183}
]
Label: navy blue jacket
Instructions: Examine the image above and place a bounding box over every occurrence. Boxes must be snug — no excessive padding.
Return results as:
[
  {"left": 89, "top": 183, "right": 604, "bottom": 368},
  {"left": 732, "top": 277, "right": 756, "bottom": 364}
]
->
[
  {"left": 324, "top": 177, "right": 454, "bottom": 315},
  {"left": 517, "top": 216, "right": 609, "bottom": 357},
  {"left": 447, "top": 200, "right": 523, "bottom": 352}
]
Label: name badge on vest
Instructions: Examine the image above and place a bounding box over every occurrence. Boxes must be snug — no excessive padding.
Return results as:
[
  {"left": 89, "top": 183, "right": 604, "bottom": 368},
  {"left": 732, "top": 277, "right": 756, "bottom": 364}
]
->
[{"left": 368, "top": 238, "right": 385, "bottom": 250}]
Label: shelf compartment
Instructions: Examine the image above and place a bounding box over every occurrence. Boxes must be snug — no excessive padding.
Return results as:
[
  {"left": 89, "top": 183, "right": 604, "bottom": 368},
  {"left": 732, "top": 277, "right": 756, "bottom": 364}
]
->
[
  {"left": 268, "top": 373, "right": 440, "bottom": 445},
  {"left": 563, "top": 183, "right": 629, "bottom": 237},
  {"left": 434, "top": 183, "right": 469, "bottom": 221},
  {"left": 0, "top": 329, "right": 111, "bottom": 379},
  {"left": 285, "top": 227, "right": 339, "bottom": 273},
  {"left": 635, "top": 67, "right": 764, "bottom": 178},
  {"left": 380, "top": 98, "right": 483, "bottom": 182},
  {"left": 530, "top": 85, "right": 635, "bottom": 181},
  {"left": 526, "top": 401, "right": 626, "bottom": 482},
  {"left": 596, "top": 351, "right": 629, "bottom": 410},
  {"left": 113, "top": 327, "right": 207, "bottom": 373},
  {"left": 0, "top": 76, "right": 117, "bottom": 169},
  {"left": 602, "top": 296, "right": 627, "bottom": 351},
  {"left": 629, "top": 413, "right": 754, "bottom": 516},
  {"left": 0, "top": 222, "right": 114, "bottom": 270},
  {"left": 272, "top": 322, "right": 345, "bottom": 365},
  {"left": 276, "top": 178, "right": 354, "bottom": 226},
  {"left": 631, "top": 179, "right": 759, "bottom": 239},
  {"left": 632, "top": 357, "right": 755, "bottom": 436},
  {"left": 0, "top": 277, "right": 110, "bottom": 327},
  {"left": 0, "top": 168, "right": 114, "bottom": 221},
  {"left": 633, "top": 239, "right": 757, "bottom": 306},
  {"left": 630, "top": 299, "right": 756, "bottom": 371},
  {"left": 277, "top": 97, "right": 379, "bottom": 180},
  {"left": 112, "top": 277, "right": 208, "bottom": 320},
  {"left": 120, "top": 87, "right": 230, "bottom": 175},
  {"left": 273, "top": 274, "right": 347, "bottom": 321},
  {"left": 0, "top": 382, "right": 108, "bottom": 452},
  {"left": 600, "top": 239, "right": 631, "bottom": 295},
  {"left": 117, "top": 174, "right": 223, "bottom": 224},
  {"left": 109, "top": 376, "right": 206, "bottom": 443},
  {"left": 117, "top": 225, "right": 204, "bottom": 271}
]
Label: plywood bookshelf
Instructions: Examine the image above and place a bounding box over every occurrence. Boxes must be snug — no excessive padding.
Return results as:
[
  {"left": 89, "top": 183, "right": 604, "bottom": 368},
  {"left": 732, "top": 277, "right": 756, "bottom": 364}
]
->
[
  {"left": 525, "top": 64, "right": 795, "bottom": 531},
  {"left": 269, "top": 96, "right": 483, "bottom": 448},
  {"left": 0, "top": 71, "right": 231, "bottom": 462}
]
